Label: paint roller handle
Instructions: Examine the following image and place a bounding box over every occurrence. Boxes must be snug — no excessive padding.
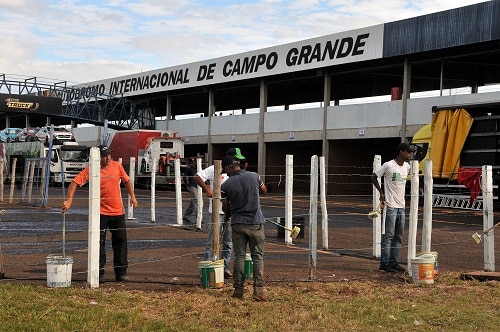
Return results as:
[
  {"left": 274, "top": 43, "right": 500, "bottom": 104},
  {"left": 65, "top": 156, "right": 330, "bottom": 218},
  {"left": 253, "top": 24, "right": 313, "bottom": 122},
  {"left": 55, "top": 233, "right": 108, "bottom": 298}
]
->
[{"left": 482, "top": 220, "right": 500, "bottom": 234}]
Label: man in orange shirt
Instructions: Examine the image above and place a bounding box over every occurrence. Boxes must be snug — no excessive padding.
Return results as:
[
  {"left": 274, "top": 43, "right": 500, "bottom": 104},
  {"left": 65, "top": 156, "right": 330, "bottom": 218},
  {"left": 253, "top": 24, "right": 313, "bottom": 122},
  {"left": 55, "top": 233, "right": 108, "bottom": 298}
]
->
[{"left": 61, "top": 145, "right": 138, "bottom": 283}]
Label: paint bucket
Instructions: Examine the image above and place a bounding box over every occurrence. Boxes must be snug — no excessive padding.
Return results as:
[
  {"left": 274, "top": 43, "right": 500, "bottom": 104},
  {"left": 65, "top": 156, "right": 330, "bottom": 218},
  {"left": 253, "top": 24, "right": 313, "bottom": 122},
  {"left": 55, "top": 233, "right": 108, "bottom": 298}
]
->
[
  {"left": 244, "top": 253, "right": 253, "bottom": 279},
  {"left": 46, "top": 255, "right": 73, "bottom": 288},
  {"left": 199, "top": 260, "right": 224, "bottom": 289},
  {"left": 418, "top": 251, "right": 438, "bottom": 274},
  {"left": 410, "top": 254, "right": 435, "bottom": 284}
]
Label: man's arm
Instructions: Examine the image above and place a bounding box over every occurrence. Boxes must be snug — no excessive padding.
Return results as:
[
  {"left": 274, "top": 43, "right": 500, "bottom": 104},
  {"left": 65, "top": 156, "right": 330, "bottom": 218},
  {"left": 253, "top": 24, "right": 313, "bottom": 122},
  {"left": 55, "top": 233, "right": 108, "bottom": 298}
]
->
[
  {"left": 61, "top": 181, "right": 78, "bottom": 212},
  {"left": 371, "top": 173, "right": 385, "bottom": 203},
  {"left": 124, "top": 180, "right": 139, "bottom": 208},
  {"left": 194, "top": 174, "right": 212, "bottom": 197}
]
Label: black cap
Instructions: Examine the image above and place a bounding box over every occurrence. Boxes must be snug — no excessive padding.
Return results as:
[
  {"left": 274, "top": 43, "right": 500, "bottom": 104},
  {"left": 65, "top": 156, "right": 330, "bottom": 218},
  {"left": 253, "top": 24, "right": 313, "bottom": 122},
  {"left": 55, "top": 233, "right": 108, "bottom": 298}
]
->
[
  {"left": 97, "top": 144, "right": 113, "bottom": 157},
  {"left": 225, "top": 147, "right": 245, "bottom": 160},
  {"left": 396, "top": 143, "right": 415, "bottom": 153}
]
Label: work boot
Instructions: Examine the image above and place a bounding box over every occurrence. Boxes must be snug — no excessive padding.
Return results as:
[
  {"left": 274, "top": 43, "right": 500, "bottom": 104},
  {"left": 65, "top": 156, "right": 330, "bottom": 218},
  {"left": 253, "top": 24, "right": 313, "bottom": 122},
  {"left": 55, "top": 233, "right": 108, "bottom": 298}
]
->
[
  {"left": 253, "top": 287, "right": 267, "bottom": 302},
  {"left": 232, "top": 288, "right": 244, "bottom": 299}
]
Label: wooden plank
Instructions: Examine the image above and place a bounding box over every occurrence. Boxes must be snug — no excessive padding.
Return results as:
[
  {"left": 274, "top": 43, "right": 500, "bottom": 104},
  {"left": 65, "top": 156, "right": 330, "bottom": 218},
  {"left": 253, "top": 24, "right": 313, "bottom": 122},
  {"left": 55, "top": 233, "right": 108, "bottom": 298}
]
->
[{"left": 461, "top": 271, "right": 500, "bottom": 281}]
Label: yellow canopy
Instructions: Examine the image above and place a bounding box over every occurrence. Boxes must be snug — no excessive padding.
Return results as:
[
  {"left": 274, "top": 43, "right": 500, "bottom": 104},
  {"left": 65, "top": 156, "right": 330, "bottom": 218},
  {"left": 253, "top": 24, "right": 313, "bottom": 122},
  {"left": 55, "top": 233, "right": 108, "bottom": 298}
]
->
[{"left": 430, "top": 109, "right": 473, "bottom": 179}]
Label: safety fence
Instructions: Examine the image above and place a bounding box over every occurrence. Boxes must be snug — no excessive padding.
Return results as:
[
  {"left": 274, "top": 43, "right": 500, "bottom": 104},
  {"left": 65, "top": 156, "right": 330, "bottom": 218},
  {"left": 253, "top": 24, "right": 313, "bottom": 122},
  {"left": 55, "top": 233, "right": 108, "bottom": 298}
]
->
[{"left": 0, "top": 151, "right": 498, "bottom": 288}]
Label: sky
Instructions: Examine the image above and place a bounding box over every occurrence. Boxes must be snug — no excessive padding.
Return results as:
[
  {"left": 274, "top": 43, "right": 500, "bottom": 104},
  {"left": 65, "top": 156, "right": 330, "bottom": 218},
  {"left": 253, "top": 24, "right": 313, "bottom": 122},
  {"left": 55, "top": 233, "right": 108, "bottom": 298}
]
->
[{"left": 0, "top": 0, "right": 490, "bottom": 86}]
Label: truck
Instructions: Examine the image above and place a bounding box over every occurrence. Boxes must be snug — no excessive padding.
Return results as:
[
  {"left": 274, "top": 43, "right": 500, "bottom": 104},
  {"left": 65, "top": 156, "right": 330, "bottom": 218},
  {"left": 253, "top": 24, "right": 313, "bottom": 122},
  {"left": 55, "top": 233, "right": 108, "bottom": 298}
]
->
[
  {"left": 0, "top": 141, "right": 89, "bottom": 184},
  {"left": 411, "top": 108, "right": 499, "bottom": 209},
  {"left": 107, "top": 129, "right": 186, "bottom": 187}
]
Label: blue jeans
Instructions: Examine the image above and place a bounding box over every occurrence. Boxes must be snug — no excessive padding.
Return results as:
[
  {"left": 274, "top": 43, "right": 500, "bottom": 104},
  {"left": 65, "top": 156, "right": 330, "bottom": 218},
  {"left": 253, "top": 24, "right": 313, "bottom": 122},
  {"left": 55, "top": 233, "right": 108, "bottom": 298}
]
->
[
  {"left": 204, "top": 214, "right": 232, "bottom": 272},
  {"left": 182, "top": 186, "right": 198, "bottom": 221},
  {"left": 231, "top": 223, "right": 265, "bottom": 291},
  {"left": 380, "top": 207, "right": 405, "bottom": 265}
]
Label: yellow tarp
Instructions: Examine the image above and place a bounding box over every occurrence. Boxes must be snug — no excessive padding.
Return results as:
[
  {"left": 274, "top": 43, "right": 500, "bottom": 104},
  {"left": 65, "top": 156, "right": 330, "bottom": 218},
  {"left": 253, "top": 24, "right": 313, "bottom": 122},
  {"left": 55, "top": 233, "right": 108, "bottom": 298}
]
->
[{"left": 430, "top": 109, "right": 474, "bottom": 179}]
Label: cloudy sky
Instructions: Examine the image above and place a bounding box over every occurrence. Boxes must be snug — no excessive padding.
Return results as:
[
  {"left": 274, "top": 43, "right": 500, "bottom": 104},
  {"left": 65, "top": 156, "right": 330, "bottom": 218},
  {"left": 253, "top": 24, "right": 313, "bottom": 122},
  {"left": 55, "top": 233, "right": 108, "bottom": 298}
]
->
[{"left": 0, "top": 0, "right": 489, "bottom": 86}]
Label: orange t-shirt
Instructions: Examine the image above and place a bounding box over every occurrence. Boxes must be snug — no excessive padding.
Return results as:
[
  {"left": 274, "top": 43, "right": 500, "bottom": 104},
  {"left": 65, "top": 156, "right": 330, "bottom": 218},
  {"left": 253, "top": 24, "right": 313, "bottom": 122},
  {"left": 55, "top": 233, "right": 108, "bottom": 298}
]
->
[{"left": 73, "top": 160, "right": 131, "bottom": 216}]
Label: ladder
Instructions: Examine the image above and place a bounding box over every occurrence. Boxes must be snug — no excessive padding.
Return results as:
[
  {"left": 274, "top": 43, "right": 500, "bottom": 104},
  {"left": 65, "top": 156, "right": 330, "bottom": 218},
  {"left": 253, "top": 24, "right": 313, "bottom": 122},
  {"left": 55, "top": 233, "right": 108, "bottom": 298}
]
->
[{"left": 432, "top": 194, "right": 483, "bottom": 210}]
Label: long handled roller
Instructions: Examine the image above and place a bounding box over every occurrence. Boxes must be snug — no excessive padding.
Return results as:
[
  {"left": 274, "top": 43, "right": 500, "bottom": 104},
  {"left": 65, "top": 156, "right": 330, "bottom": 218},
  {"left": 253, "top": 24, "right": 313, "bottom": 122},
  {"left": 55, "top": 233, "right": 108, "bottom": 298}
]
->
[
  {"left": 472, "top": 221, "right": 500, "bottom": 244},
  {"left": 266, "top": 218, "right": 301, "bottom": 240},
  {"left": 368, "top": 202, "right": 382, "bottom": 219}
]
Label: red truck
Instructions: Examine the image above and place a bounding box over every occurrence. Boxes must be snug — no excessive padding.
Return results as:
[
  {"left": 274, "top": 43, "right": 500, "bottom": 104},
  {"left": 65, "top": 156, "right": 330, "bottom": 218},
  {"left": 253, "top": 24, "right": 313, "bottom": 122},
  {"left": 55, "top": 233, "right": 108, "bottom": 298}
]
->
[{"left": 107, "top": 129, "right": 185, "bottom": 187}]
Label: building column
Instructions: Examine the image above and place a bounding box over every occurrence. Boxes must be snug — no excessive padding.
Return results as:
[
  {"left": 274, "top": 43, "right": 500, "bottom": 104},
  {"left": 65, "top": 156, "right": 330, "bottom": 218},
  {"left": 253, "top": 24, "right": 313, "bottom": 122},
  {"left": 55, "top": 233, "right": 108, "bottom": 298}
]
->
[
  {"left": 401, "top": 58, "right": 411, "bottom": 143},
  {"left": 165, "top": 94, "right": 172, "bottom": 130},
  {"left": 207, "top": 89, "right": 215, "bottom": 164},
  {"left": 322, "top": 73, "right": 331, "bottom": 162},
  {"left": 258, "top": 79, "right": 267, "bottom": 176}
]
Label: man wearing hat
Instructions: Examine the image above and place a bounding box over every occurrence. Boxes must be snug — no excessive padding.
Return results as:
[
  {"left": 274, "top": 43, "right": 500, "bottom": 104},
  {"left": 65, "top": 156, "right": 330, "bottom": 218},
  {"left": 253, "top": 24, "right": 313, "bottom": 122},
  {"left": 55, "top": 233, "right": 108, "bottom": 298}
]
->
[
  {"left": 371, "top": 142, "right": 415, "bottom": 273},
  {"left": 61, "top": 144, "right": 138, "bottom": 283},
  {"left": 221, "top": 154, "right": 267, "bottom": 301}
]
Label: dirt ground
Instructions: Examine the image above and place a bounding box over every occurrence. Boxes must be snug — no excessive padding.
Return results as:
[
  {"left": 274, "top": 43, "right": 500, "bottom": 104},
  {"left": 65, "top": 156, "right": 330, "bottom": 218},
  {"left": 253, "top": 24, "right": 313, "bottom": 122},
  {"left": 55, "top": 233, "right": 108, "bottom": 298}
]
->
[{"left": 0, "top": 186, "right": 498, "bottom": 291}]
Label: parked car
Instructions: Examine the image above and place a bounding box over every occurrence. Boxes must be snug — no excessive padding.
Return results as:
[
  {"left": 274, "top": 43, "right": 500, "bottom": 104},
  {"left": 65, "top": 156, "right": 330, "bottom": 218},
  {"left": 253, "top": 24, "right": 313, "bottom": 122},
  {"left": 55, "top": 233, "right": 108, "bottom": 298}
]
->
[
  {"left": 0, "top": 128, "right": 23, "bottom": 143},
  {"left": 15, "top": 127, "right": 40, "bottom": 142},
  {"left": 35, "top": 126, "right": 75, "bottom": 143}
]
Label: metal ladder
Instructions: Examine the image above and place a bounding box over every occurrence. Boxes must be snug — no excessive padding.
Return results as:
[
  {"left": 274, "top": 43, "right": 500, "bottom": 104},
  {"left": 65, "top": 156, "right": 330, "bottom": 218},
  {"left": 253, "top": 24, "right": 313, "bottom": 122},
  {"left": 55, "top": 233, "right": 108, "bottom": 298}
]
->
[{"left": 432, "top": 194, "right": 483, "bottom": 210}]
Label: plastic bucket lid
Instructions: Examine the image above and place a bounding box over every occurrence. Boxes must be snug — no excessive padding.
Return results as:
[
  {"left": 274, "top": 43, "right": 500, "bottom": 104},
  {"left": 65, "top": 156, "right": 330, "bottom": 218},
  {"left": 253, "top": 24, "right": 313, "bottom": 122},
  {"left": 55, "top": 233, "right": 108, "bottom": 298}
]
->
[{"left": 46, "top": 254, "right": 73, "bottom": 264}]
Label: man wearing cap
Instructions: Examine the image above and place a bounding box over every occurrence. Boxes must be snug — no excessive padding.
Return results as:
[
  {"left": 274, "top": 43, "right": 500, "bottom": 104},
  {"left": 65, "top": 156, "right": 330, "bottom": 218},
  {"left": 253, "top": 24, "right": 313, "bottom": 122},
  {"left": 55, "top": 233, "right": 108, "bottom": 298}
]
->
[
  {"left": 371, "top": 142, "right": 415, "bottom": 273},
  {"left": 193, "top": 148, "right": 246, "bottom": 278},
  {"left": 221, "top": 155, "right": 267, "bottom": 301},
  {"left": 61, "top": 144, "right": 138, "bottom": 283}
]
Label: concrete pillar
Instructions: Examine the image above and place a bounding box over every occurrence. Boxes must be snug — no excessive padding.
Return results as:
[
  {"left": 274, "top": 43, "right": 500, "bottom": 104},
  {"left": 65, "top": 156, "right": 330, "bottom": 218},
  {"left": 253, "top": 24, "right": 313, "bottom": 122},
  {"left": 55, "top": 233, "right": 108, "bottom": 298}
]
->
[
  {"left": 258, "top": 79, "right": 267, "bottom": 177},
  {"left": 401, "top": 58, "right": 411, "bottom": 143},
  {"left": 207, "top": 89, "right": 215, "bottom": 164},
  {"left": 322, "top": 74, "right": 331, "bottom": 164},
  {"left": 165, "top": 94, "right": 172, "bottom": 131}
]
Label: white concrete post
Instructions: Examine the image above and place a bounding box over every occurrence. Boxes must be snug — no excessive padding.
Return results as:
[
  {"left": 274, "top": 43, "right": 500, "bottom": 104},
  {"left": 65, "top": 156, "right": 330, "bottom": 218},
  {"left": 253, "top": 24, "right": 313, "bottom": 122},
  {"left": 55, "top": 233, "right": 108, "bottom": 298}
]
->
[
  {"left": 0, "top": 157, "right": 3, "bottom": 202},
  {"left": 27, "top": 160, "right": 35, "bottom": 203},
  {"left": 285, "top": 154, "right": 293, "bottom": 244},
  {"left": 308, "top": 155, "right": 318, "bottom": 280},
  {"left": 151, "top": 158, "right": 157, "bottom": 223},
  {"left": 482, "top": 165, "right": 495, "bottom": 271},
  {"left": 174, "top": 158, "right": 183, "bottom": 225},
  {"left": 319, "top": 156, "right": 328, "bottom": 249},
  {"left": 407, "top": 160, "right": 419, "bottom": 276},
  {"left": 372, "top": 155, "right": 381, "bottom": 258},
  {"left": 9, "top": 158, "right": 17, "bottom": 204},
  {"left": 88, "top": 147, "right": 100, "bottom": 288},
  {"left": 422, "top": 159, "right": 433, "bottom": 252},
  {"left": 127, "top": 157, "right": 136, "bottom": 220},
  {"left": 196, "top": 157, "right": 203, "bottom": 230}
]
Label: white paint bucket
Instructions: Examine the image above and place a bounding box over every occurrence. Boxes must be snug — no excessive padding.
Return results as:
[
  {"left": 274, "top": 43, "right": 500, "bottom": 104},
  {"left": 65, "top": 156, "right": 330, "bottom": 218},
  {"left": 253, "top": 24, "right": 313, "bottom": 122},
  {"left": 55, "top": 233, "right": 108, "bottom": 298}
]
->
[
  {"left": 46, "top": 255, "right": 73, "bottom": 288},
  {"left": 418, "top": 251, "right": 438, "bottom": 274},
  {"left": 411, "top": 254, "right": 435, "bottom": 284},
  {"left": 199, "top": 260, "right": 224, "bottom": 289}
]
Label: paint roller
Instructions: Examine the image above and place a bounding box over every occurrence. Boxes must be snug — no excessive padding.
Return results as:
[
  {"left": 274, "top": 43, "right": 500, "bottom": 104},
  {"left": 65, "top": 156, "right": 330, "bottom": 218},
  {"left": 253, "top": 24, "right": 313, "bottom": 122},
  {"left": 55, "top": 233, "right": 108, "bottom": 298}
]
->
[
  {"left": 368, "top": 202, "right": 382, "bottom": 219},
  {"left": 266, "top": 218, "right": 301, "bottom": 240},
  {"left": 472, "top": 221, "right": 500, "bottom": 244}
]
